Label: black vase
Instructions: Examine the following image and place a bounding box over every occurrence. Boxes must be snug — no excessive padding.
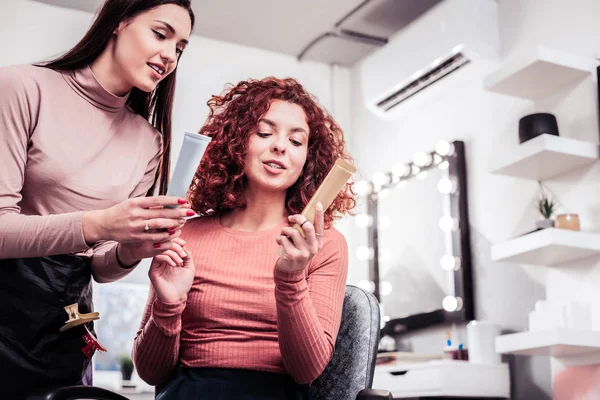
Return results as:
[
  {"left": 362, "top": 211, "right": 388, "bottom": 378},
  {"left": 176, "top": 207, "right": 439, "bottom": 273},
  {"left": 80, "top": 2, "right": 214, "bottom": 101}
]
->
[
  {"left": 518, "top": 113, "right": 559, "bottom": 144},
  {"left": 120, "top": 364, "right": 133, "bottom": 381}
]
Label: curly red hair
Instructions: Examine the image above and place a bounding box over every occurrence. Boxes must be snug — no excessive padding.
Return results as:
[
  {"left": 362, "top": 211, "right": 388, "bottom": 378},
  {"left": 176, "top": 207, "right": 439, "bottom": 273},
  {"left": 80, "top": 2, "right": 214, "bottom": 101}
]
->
[{"left": 188, "top": 77, "right": 356, "bottom": 228}]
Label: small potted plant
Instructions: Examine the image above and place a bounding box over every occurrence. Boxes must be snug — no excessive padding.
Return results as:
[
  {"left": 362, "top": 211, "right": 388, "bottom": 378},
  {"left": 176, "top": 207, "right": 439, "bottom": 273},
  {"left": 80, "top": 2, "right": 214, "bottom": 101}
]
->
[
  {"left": 119, "top": 354, "right": 134, "bottom": 382},
  {"left": 536, "top": 182, "right": 558, "bottom": 229}
]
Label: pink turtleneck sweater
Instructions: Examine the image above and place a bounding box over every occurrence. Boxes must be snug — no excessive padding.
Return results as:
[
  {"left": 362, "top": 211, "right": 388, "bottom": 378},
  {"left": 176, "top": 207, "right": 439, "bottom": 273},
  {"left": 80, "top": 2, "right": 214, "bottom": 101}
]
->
[
  {"left": 132, "top": 216, "right": 349, "bottom": 386},
  {"left": 0, "top": 65, "right": 162, "bottom": 281}
]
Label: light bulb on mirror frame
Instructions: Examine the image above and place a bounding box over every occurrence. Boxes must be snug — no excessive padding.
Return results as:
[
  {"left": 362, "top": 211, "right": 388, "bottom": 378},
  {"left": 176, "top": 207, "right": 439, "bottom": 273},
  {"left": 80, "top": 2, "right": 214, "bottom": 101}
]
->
[
  {"left": 438, "top": 160, "right": 449, "bottom": 170},
  {"left": 442, "top": 295, "right": 463, "bottom": 312},
  {"left": 356, "top": 246, "right": 372, "bottom": 261},
  {"left": 437, "top": 178, "right": 456, "bottom": 195},
  {"left": 413, "top": 151, "right": 432, "bottom": 167},
  {"left": 357, "top": 280, "right": 375, "bottom": 293},
  {"left": 380, "top": 281, "right": 393, "bottom": 296},
  {"left": 391, "top": 163, "right": 411, "bottom": 177},
  {"left": 439, "top": 216, "right": 457, "bottom": 232},
  {"left": 355, "top": 213, "right": 372, "bottom": 228},
  {"left": 440, "top": 255, "right": 461, "bottom": 271},
  {"left": 354, "top": 180, "right": 372, "bottom": 196},
  {"left": 397, "top": 180, "right": 408, "bottom": 189},
  {"left": 435, "top": 140, "right": 455, "bottom": 156},
  {"left": 372, "top": 171, "right": 389, "bottom": 187}
]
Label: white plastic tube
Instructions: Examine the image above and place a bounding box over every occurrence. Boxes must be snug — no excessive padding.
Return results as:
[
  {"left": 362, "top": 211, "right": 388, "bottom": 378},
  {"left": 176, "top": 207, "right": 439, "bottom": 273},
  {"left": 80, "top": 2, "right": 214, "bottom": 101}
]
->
[{"left": 167, "top": 132, "right": 212, "bottom": 198}]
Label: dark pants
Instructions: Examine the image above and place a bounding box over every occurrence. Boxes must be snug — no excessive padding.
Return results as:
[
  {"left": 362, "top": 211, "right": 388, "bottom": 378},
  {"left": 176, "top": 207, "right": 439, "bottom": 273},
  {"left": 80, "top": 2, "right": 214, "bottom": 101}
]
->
[{"left": 156, "top": 368, "right": 309, "bottom": 400}]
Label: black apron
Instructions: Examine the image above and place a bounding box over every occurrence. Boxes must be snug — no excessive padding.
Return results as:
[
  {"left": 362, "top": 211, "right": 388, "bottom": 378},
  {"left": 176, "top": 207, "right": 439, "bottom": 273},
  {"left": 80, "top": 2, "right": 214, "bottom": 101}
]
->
[{"left": 0, "top": 254, "right": 95, "bottom": 398}]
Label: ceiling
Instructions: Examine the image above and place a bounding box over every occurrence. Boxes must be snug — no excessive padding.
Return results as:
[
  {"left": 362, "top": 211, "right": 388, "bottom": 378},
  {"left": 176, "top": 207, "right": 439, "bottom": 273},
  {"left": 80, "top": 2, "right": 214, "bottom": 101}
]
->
[{"left": 31, "top": 0, "right": 442, "bottom": 66}]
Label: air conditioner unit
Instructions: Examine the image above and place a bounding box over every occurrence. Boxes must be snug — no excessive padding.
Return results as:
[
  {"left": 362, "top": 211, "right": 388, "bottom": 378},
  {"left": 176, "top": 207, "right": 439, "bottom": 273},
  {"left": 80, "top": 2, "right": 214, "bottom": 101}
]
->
[{"left": 359, "top": 0, "right": 500, "bottom": 120}]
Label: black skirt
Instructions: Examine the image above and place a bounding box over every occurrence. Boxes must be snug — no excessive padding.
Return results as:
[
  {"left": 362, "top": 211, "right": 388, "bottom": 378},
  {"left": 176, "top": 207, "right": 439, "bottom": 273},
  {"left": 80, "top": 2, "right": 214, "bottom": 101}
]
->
[{"left": 157, "top": 367, "right": 309, "bottom": 400}]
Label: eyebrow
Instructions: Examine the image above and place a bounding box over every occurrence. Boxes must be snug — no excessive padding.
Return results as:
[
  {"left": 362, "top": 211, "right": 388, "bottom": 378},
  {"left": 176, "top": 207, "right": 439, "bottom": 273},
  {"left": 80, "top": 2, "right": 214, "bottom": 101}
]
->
[
  {"left": 259, "top": 118, "right": 308, "bottom": 136},
  {"left": 154, "top": 20, "right": 189, "bottom": 45}
]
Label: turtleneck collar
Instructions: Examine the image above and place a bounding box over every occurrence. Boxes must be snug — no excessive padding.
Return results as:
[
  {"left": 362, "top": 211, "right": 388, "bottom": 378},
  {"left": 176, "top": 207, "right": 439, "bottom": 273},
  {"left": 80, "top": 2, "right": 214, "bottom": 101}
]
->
[{"left": 62, "top": 66, "right": 130, "bottom": 113}]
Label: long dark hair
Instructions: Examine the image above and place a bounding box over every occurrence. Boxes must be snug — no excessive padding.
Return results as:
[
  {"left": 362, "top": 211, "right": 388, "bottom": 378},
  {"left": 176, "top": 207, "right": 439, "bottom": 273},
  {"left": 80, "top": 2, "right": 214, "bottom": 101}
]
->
[{"left": 40, "top": 0, "right": 195, "bottom": 196}]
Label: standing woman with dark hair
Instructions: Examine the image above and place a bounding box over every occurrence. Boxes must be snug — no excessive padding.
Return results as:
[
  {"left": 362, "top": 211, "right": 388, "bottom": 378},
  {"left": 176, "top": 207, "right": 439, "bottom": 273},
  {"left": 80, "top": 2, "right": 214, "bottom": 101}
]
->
[{"left": 0, "top": 0, "right": 195, "bottom": 396}]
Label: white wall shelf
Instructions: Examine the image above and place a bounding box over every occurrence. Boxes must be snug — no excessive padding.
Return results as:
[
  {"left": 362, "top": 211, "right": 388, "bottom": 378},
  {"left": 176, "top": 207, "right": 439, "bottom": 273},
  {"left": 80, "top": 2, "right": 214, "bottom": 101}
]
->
[
  {"left": 496, "top": 330, "right": 600, "bottom": 357},
  {"left": 491, "top": 228, "right": 600, "bottom": 266},
  {"left": 490, "top": 134, "right": 599, "bottom": 181},
  {"left": 484, "top": 46, "right": 596, "bottom": 100}
]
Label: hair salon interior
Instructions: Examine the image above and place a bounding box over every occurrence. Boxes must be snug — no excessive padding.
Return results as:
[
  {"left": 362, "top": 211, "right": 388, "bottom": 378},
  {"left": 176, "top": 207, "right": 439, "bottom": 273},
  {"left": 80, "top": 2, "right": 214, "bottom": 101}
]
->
[{"left": 3, "top": 0, "right": 600, "bottom": 399}]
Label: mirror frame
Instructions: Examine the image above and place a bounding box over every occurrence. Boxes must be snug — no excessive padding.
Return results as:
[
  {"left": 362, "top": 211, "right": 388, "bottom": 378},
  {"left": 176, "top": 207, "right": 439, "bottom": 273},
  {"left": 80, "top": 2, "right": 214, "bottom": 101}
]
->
[{"left": 366, "top": 140, "right": 474, "bottom": 334}]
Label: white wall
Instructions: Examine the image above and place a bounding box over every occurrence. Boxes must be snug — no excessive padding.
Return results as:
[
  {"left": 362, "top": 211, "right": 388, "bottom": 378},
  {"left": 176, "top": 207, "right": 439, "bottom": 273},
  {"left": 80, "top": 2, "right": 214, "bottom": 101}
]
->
[
  {"left": 0, "top": 1, "right": 92, "bottom": 66},
  {"left": 347, "top": 0, "right": 600, "bottom": 398}
]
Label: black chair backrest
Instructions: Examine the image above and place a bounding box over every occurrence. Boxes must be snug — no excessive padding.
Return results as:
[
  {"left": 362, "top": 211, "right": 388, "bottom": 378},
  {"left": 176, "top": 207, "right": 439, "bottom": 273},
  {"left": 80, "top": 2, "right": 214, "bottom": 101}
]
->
[{"left": 308, "top": 285, "right": 381, "bottom": 400}]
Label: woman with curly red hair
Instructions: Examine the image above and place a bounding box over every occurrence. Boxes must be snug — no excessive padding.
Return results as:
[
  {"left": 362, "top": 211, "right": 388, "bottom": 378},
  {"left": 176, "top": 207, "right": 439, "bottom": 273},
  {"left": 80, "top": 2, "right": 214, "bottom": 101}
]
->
[{"left": 132, "top": 77, "right": 356, "bottom": 399}]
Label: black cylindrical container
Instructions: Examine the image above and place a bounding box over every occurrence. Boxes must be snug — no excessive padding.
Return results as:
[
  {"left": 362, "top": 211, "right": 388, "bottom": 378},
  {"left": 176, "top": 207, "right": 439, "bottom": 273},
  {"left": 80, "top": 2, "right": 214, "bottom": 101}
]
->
[{"left": 519, "top": 113, "right": 559, "bottom": 144}]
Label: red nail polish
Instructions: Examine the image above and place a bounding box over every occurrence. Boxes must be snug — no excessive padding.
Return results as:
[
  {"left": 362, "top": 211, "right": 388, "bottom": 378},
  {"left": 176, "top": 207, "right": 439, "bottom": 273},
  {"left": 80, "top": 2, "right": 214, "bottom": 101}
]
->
[
  {"left": 168, "top": 227, "right": 176, "bottom": 233},
  {"left": 178, "top": 198, "right": 187, "bottom": 204},
  {"left": 186, "top": 210, "right": 195, "bottom": 216},
  {"left": 153, "top": 243, "right": 161, "bottom": 248}
]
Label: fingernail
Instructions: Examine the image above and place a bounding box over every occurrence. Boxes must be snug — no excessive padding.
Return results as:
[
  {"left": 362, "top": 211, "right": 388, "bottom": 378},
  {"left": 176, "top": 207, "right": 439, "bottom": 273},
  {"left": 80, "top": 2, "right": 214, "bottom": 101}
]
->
[
  {"left": 186, "top": 210, "right": 195, "bottom": 216},
  {"left": 168, "top": 227, "right": 176, "bottom": 233},
  {"left": 178, "top": 198, "right": 187, "bottom": 204},
  {"left": 153, "top": 243, "right": 161, "bottom": 248},
  {"left": 316, "top": 202, "right": 323, "bottom": 211},
  {"left": 288, "top": 216, "right": 293, "bottom": 220}
]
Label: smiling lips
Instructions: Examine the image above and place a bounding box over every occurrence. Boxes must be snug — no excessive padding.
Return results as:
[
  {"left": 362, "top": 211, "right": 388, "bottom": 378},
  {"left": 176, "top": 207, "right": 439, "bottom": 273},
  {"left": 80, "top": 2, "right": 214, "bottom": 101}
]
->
[
  {"left": 263, "top": 160, "right": 286, "bottom": 173},
  {"left": 148, "top": 62, "right": 166, "bottom": 79}
]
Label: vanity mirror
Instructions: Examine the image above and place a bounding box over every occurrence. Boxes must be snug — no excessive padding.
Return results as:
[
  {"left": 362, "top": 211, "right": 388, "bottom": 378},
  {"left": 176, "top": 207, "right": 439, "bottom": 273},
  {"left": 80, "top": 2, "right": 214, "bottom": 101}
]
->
[{"left": 358, "top": 141, "right": 474, "bottom": 334}]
